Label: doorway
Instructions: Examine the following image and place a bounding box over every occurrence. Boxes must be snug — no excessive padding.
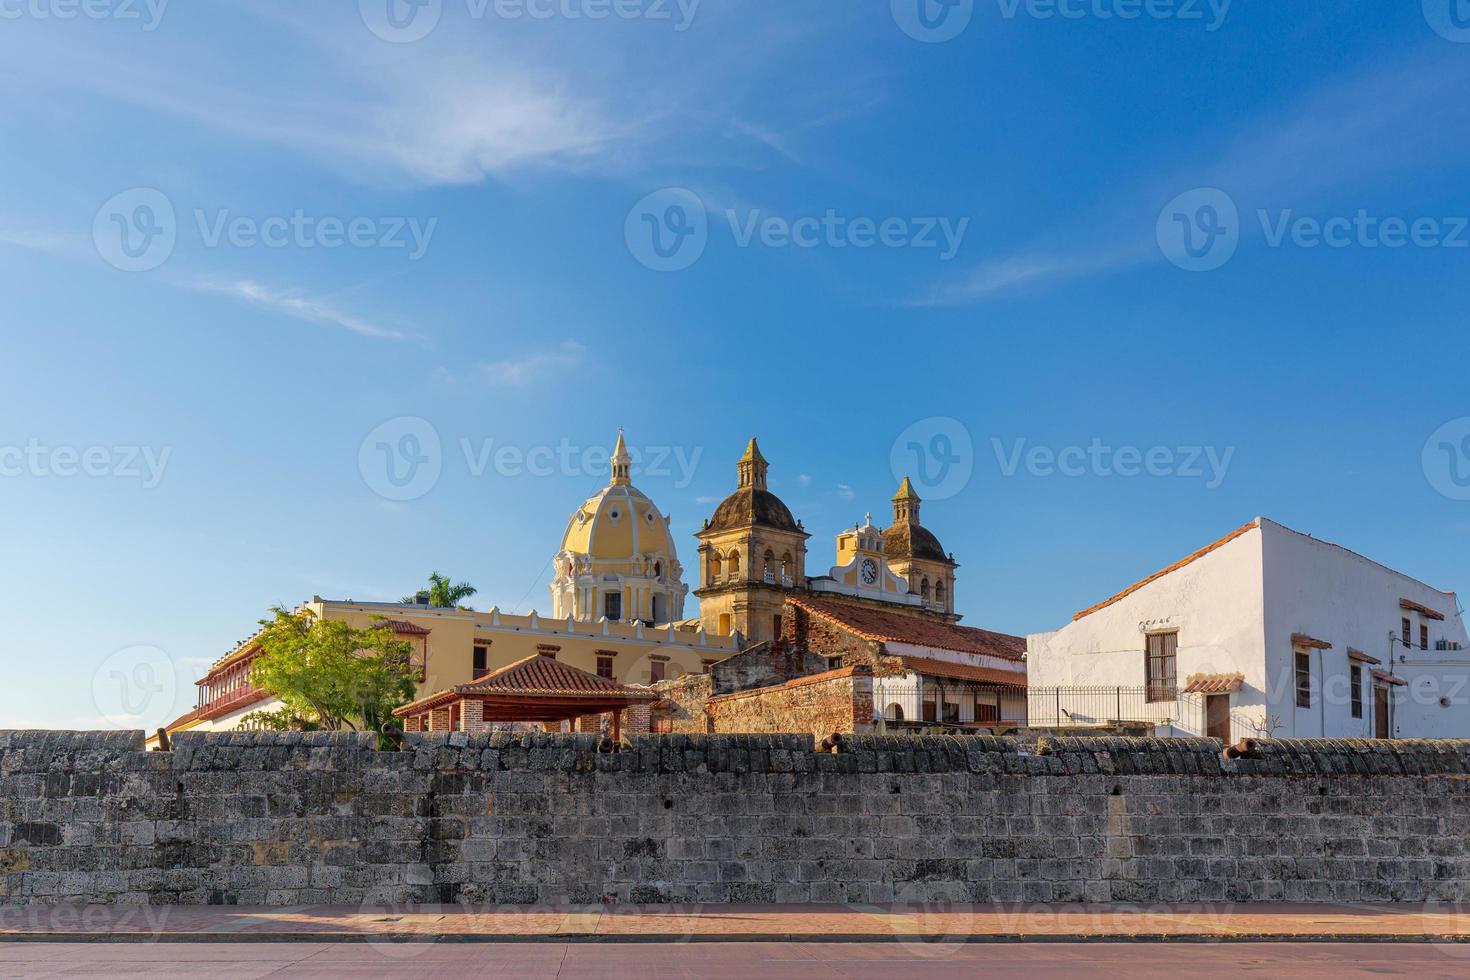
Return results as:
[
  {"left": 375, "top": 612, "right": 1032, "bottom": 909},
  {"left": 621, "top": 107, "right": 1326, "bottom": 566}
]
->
[
  {"left": 1374, "top": 685, "right": 1390, "bottom": 739},
  {"left": 1205, "top": 695, "right": 1231, "bottom": 741}
]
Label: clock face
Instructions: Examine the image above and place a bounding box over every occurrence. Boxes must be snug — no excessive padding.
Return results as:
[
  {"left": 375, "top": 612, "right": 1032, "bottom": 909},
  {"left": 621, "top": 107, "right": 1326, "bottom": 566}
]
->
[{"left": 860, "top": 558, "right": 878, "bottom": 585}]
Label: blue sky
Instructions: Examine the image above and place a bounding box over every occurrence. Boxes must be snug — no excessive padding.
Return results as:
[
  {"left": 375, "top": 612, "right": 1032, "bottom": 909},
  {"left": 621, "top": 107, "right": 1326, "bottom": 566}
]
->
[{"left": 2, "top": 1, "right": 1469, "bottom": 727}]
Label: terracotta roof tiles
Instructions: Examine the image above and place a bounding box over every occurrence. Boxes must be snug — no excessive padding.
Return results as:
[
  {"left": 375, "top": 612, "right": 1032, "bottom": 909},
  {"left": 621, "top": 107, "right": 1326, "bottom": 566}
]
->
[{"left": 789, "top": 596, "right": 1025, "bottom": 662}]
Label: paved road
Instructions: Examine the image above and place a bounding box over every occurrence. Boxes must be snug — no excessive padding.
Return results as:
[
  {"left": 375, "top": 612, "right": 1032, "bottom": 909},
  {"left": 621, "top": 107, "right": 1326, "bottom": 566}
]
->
[{"left": 0, "top": 942, "right": 1466, "bottom": 978}]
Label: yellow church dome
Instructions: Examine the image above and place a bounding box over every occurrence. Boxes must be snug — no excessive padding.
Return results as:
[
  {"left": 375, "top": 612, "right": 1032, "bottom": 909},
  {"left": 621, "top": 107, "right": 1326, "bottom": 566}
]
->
[{"left": 550, "top": 432, "right": 687, "bottom": 625}]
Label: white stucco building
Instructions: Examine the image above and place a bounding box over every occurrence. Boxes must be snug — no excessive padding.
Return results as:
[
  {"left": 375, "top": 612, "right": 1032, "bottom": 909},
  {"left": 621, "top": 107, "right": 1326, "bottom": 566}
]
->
[{"left": 1028, "top": 518, "right": 1470, "bottom": 740}]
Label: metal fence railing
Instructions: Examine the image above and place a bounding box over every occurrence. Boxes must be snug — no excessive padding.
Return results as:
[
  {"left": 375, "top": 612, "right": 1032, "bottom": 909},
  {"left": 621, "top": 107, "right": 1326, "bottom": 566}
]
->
[{"left": 868, "top": 682, "right": 1224, "bottom": 737}]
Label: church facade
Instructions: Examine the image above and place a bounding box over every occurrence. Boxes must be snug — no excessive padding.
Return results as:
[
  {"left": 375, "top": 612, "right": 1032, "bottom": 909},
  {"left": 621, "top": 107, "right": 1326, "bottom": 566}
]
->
[{"left": 694, "top": 439, "right": 964, "bottom": 647}]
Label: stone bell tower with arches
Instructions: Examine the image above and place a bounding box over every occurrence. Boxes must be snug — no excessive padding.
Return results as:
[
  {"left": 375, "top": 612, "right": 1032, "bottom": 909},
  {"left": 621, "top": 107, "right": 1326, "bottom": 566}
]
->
[{"left": 694, "top": 438, "right": 809, "bottom": 646}]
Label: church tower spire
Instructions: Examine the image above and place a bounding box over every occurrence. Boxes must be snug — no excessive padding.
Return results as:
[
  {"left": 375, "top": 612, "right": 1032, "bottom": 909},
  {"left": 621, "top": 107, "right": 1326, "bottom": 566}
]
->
[
  {"left": 610, "top": 429, "right": 631, "bottom": 486},
  {"left": 892, "top": 475, "right": 921, "bottom": 524},
  {"left": 737, "top": 437, "right": 768, "bottom": 490}
]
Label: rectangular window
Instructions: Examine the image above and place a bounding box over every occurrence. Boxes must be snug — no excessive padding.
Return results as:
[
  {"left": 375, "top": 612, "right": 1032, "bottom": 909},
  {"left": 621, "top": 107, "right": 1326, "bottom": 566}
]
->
[
  {"left": 649, "top": 660, "right": 665, "bottom": 683},
  {"left": 973, "top": 697, "right": 999, "bottom": 724},
  {"left": 596, "top": 656, "right": 614, "bottom": 679},
  {"left": 1145, "top": 632, "right": 1178, "bottom": 702},
  {"left": 921, "top": 699, "right": 937, "bottom": 723},
  {"left": 1421, "top": 624, "right": 1429, "bottom": 650},
  {"left": 941, "top": 701, "right": 960, "bottom": 725},
  {"left": 1402, "top": 617, "right": 1412, "bottom": 646},
  {"left": 604, "top": 592, "right": 622, "bottom": 621},
  {"left": 473, "top": 645, "right": 489, "bottom": 679},
  {"left": 773, "top": 614, "right": 783, "bottom": 639},
  {"left": 1350, "top": 664, "right": 1363, "bottom": 718},
  {"left": 652, "top": 718, "right": 673, "bottom": 735},
  {"left": 1295, "top": 651, "right": 1312, "bottom": 708}
]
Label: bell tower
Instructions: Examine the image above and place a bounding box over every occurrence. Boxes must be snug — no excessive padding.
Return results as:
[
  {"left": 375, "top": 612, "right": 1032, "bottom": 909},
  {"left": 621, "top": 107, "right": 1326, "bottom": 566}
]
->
[
  {"left": 694, "top": 439, "right": 809, "bottom": 647},
  {"left": 882, "top": 476, "right": 959, "bottom": 618}
]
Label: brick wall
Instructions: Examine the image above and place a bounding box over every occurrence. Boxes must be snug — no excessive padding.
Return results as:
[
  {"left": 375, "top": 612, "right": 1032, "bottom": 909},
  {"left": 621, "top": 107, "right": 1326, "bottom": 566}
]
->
[
  {"left": 3, "top": 729, "right": 1470, "bottom": 906},
  {"left": 707, "top": 669, "right": 869, "bottom": 739},
  {"left": 782, "top": 605, "right": 882, "bottom": 665}
]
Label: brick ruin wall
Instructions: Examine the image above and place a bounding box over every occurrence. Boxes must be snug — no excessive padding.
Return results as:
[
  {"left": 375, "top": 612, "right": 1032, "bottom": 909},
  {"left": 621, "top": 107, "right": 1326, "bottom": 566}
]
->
[
  {"left": 651, "top": 669, "right": 870, "bottom": 739},
  {"left": 2, "top": 730, "right": 1469, "bottom": 906}
]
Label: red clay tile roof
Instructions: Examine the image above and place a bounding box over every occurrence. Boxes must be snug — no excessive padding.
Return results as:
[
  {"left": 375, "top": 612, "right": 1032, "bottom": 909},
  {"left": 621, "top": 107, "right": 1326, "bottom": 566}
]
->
[
  {"left": 788, "top": 596, "right": 1025, "bottom": 662},
  {"left": 897, "top": 656, "right": 1027, "bottom": 687},
  {"left": 1182, "top": 673, "right": 1245, "bottom": 695},
  {"left": 1072, "top": 519, "right": 1260, "bottom": 622},
  {"left": 460, "top": 654, "right": 631, "bottom": 696},
  {"left": 377, "top": 619, "right": 432, "bottom": 635},
  {"left": 395, "top": 654, "right": 656, "bottom": 716}
]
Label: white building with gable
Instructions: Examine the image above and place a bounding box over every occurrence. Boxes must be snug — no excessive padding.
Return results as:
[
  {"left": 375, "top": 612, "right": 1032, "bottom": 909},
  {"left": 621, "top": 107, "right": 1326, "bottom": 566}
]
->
[{"left": 1028, "top": 517, "right": 1470, "bottom": 740}]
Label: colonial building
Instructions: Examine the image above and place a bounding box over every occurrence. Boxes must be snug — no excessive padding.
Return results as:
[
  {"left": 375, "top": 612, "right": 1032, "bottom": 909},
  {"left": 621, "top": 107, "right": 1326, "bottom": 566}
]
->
[
  {"left": 157, "top": 434, "right": 736, "bottom": 742},
  {"left": 694, "top": 441, "right": 962, "bottom": 646},
  {"left": 1028, "top": 517, "right": 1470, "bottom": 740}
]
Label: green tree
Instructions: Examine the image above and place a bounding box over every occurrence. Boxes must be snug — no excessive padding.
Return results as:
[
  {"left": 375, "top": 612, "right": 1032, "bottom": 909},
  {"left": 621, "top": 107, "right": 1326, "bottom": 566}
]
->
[
  {"left": 248, "top": 606, "right": 418, "bottom": 734},
  {"left": 403, "top": 571, "right": 478, "bottom": 609}
]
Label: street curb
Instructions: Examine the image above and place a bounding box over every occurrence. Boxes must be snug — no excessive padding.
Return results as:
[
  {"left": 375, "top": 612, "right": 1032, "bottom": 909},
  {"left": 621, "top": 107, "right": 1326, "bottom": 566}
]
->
[{"left": 1, "top": 932, "right": 1468, "bottom": 944}]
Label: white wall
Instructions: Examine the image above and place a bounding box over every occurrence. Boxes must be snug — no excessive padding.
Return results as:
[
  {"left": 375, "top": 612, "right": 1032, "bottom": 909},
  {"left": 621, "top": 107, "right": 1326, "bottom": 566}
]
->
[
  {"left": 1259, "top": 519, "right": 1470, "bottom": 738},
  {"left": 1027, "top": 522, "right": 1268, "bottom": 734}
]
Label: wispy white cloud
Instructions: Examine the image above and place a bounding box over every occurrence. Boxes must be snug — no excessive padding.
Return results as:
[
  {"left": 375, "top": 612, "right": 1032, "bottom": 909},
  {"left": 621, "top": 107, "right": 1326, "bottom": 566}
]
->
[
  {"left": 836, "top": 483, "right": 855, "bottom": 501},
  {"left": 474, "top": 340, "right": 588, "bottom": 387},
  {"left": 187, "top": 279, "right": 418, "bottom": 342},
  {"left": 797, "top": 474, "right": 813, "bottom": 487}
]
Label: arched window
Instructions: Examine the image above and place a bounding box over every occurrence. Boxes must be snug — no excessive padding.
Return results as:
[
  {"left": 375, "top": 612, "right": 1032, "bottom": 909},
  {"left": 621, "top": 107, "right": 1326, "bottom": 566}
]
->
[
  {"left": 885, "top": 703, "right": 904, "bottom": 722},
  {"left": 729, "top": 550, "right": 741, "bottom": 577},
  {"left": 935, "top": 580, "right": 947, "bottom": 608},
  {"left": 763, "top": 549, "right": 775, "bottom": 582},
  {"left": 921, "top": 578, "right": 931, "bottom": 602},
  {"left": 781, "top": 552, "right": 793, "bottom": 580},
  {"left": 709, "top": 553, "right": 723, "bottom": 585},
  {"left": 654, "top": 560, "right": 663, "bottom": 580}
]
